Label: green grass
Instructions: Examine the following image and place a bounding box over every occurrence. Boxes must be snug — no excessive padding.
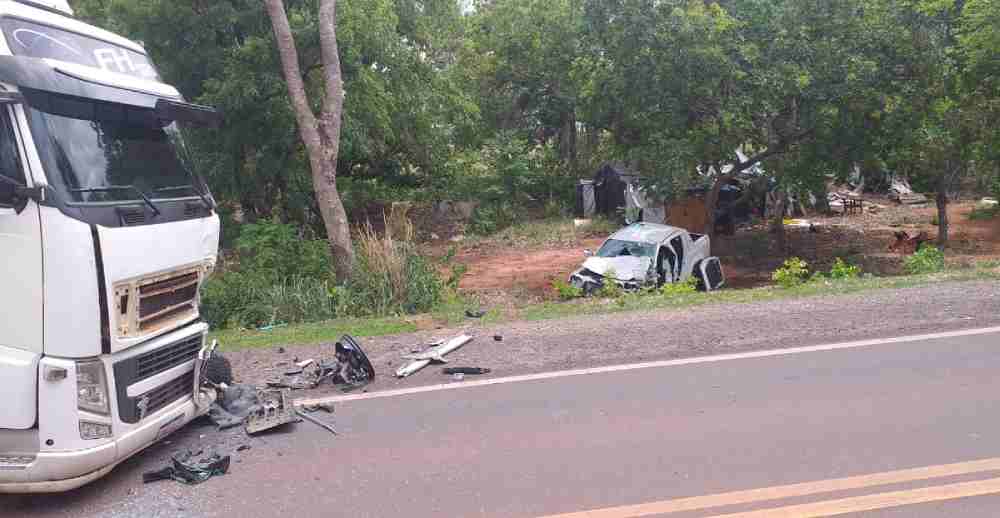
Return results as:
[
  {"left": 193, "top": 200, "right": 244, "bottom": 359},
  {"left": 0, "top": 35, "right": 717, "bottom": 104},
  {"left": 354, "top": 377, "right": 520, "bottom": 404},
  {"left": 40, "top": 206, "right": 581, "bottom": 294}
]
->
[
  {"left": 211, "top": 265, "right": 1000, "bottom": 351},
  {"left": 968, "top": 204, "right": 999, "bottom": 221},
  {"left": 210, "top": 316, "right": 417, "bottom": 351}
]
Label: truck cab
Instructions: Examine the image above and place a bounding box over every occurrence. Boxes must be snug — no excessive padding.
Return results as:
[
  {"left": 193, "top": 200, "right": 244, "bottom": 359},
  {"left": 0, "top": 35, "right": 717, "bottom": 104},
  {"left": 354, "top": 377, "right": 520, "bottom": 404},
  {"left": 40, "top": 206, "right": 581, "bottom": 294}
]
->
[{"left": 0, "top": 0, "right": 221, "bottom": 492}]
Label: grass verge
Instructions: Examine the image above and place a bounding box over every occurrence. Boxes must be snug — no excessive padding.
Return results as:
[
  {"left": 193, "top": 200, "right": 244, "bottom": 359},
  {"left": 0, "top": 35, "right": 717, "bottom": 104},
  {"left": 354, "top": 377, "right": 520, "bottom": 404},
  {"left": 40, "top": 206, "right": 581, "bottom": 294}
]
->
[{"left": 212, "top": 264, "right": 1000, "bottom": 350}]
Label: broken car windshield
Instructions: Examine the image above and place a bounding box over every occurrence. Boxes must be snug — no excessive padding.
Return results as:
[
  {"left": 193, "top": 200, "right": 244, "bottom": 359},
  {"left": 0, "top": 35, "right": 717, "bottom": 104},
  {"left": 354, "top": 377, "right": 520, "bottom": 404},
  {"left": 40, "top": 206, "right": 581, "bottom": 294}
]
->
[
  {"left": 26, "top": 107, "right": 198, "bottom": 204},
  {"left": 596, "top": 239, "right": 656, "bottom": 258}
]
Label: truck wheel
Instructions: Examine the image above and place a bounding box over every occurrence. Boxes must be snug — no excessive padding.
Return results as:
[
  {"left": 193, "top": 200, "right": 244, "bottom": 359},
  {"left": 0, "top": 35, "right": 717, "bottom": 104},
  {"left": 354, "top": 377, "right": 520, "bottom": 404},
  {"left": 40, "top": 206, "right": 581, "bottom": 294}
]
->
[{"left": 204, "top": 353, "right": 234, "bottom": 385}]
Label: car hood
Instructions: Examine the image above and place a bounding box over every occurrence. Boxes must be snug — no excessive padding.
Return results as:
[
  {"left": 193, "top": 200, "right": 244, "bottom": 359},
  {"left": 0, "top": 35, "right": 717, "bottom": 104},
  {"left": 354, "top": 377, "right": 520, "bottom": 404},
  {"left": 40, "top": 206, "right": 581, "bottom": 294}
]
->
[{"left": 580, "top": 256, "right": 652, "bottom": 281}]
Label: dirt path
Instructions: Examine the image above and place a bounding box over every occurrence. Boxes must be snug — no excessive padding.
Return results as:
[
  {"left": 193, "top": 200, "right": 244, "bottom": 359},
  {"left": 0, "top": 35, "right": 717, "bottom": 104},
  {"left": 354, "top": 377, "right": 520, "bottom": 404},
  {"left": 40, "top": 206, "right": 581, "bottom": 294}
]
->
[
  {"left": 227, "top": 279, "right": 1000, "bottom": 400},
  {"left": 457, "top": 238, "right": 603, "bottom": 293}
]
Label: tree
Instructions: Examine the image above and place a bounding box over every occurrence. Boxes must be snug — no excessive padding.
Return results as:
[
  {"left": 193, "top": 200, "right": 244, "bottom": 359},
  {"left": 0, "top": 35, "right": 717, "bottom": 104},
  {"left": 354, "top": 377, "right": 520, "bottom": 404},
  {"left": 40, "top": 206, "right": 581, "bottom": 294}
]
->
[{"left": 264, "top": 0, "right": 353, "bottom": 279}]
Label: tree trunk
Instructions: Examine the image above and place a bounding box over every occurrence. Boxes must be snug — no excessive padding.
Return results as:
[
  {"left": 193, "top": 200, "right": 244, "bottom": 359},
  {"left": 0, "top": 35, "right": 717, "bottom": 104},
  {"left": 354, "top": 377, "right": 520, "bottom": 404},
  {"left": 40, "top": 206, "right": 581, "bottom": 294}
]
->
[
  {"left": 264, "top": 0, "right": 354, "bottom": 280},
  {"left": 770, "top": 190, "right": 787, "bottom": 257},
  {"left": 936, "top": 172, "right": 950, "bottom": 249},
  {"left": 704, "top": 169, "right": 732, "bottom": 237}
]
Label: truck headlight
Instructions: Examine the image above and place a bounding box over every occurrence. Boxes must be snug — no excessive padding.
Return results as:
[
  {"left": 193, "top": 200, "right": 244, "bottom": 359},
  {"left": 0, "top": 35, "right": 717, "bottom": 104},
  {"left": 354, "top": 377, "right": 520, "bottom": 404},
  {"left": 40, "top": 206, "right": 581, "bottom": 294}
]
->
[{"left": 77, "top": 360, "right": 110, "bottom": 415}]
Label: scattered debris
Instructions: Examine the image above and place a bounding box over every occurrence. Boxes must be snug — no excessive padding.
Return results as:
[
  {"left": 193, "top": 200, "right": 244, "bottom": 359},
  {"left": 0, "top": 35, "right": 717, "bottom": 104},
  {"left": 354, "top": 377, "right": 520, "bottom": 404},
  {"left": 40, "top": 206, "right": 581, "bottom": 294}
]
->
[
  {"left": 493, "top": 335, "right": 503, "bottom": 342},
  {"left": 465, "top": 309, "right": 486, "bottom": 319},
  {"left": 888, "top": 177, "right": 929, "bottom": 205},
  {"left": 396, "top": 335, "right": 474, "bottom": 378},
  {"left": 299, "top": 402, "right": 335, "bottom": 414},
  {"left": 207, "top": 384, "right": 261, "bottom": 430},
  {"left": 258, "top": 323, "right": 288, "bottom": 332},
  {"left": 236, "top": 445, "right": 251, "bottom": 452},
  {"left": 246, "top": 389, "right": 298, "bottom": 435},
  {"left": 143, "top": 452, "right": 231, "bottom": 485},
  {"left": 889, "top": 231, "right": 933, "bottom": 255},
  {"left": 268, "top": 335, "right": 376, "bottom": 391},
  {"left": 442, "top": 367, "right": 491, "bottom": 375},
  {"left": 295, "top": 408, "right": 339, "bottom": 436},
  {"left": 277, "top": 347, "right": 286, "bottom": 354}
]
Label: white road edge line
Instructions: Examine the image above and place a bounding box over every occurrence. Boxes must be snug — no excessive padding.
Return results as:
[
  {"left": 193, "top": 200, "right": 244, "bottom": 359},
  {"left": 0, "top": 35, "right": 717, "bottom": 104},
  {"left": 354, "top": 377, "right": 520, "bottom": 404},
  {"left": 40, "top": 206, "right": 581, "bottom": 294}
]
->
[{"left": 295, "top": 326, "right": 1000, "bottom": 406}]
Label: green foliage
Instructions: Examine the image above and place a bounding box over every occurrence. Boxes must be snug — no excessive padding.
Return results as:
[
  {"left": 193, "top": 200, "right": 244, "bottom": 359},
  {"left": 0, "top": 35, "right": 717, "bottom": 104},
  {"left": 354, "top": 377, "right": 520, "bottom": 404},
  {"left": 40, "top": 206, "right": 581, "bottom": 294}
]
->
[
  {"left": 202, "top": 219, "right": 442, "bottom": 328},
  {"left": 596, "top": 270, "right": 624, "bottom": 299},
  {"left": 552, "top": 280, "right": 583, "bottom": 301},
  {"left": 235, "top": 219, "right": 331, "bottom": 280},
  {"left": 469, "top": 202, "right": 519, "bottom": 235},
  {"left": 347, "top": 225, "right": 444, "bottom": 316},
  {"left": 904, "top": 245, "right": 946, "bottom": 275},
  {"left": 968, "top": 204, "right": 999, "bottom": 220},
  {"left": 829, "top": 258, "right": 862, "bottom": 280},
  {"left": 659, "top": 277, "right": 699, "bottom": 297},
  {"left": 772, "top": 258, "right": 811, "bottom": 288}
]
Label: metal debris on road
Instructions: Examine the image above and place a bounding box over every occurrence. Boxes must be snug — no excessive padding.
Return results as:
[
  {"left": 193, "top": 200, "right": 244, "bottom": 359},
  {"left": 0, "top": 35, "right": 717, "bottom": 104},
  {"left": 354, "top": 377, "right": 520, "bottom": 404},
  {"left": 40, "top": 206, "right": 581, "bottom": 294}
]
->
[
  {"left": 442, "top": 367, "right": 491, "bottom": 375},
  {"left": 142, "top": 452, "right": 231, "bottom": 485},
  {"left": 396, "top": 335, "right": 474, "bottom": 378},
  {"left": 246, "top": 389, "right": 298, "bottom": 435},
  {"left": 295, "top": 409, "right": 339, "bottom": 436}
]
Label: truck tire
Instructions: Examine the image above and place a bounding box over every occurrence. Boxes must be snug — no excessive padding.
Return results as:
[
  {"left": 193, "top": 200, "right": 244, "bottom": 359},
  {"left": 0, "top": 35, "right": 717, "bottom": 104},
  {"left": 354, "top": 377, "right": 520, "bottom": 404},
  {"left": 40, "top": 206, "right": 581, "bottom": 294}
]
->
[{"left": 204, "top": 353, "right": 234, "bottom": 385}]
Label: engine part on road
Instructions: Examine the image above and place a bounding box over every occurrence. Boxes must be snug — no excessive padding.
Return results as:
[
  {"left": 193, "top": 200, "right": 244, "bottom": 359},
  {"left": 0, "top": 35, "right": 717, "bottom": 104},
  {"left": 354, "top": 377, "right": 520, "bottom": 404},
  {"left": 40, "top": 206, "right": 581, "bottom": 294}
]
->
[
  {"left": 396, "top": 335, "right": 475, "bottom": 378},
  {"left": 245, "top": 389, "right": 298, "bottom": 435}
]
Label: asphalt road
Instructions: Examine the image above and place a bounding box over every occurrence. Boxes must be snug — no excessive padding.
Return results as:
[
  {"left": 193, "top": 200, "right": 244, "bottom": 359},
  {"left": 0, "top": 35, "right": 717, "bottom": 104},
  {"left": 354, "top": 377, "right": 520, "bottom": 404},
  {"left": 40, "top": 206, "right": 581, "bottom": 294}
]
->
[{"left": 9, "top": 328, "right": 1000, "bottom": 517}]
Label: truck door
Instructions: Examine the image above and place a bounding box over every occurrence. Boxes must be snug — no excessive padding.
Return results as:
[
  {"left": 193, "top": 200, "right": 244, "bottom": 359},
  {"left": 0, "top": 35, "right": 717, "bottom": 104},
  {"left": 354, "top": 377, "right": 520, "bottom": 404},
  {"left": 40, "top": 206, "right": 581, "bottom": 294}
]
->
[{"left": 0, "top": 105, "right": 43, "bottom": 355}]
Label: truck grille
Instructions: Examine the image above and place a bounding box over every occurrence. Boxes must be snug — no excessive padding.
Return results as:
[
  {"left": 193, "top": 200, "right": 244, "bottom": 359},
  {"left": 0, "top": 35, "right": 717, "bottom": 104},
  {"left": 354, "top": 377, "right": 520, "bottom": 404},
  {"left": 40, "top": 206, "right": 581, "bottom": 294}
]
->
[
  {"left": 136, "top": 335, "right": 201, "bottom": 379},
  {"left": 115, "top": 267, "right": 202, "bottom": 338},
  {"left": 114, "top": 333, "right": 202, "bottom": 424}
]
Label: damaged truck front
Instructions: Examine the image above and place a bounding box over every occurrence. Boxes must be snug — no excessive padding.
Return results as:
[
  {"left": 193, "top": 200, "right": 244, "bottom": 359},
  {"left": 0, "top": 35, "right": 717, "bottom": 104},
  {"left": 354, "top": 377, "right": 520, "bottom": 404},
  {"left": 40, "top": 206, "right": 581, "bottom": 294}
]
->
[
  {"left": 0, "top": 0, "right": 222, "bottom": 492},
  {"left": 569, "top": 223, "right": 725, "bottom": 293}
]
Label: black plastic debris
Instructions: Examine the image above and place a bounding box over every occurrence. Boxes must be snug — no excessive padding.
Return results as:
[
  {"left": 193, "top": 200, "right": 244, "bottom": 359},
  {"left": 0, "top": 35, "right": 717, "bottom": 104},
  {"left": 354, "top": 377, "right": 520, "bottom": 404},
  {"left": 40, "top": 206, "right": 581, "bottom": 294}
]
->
[
  {"left": 493, "top": 335, "right": 503, "bottom": 342},
  {"left": 465, "top": 309, "right": 486, "bottom": 319},
  {"left": 143, "top": 452, "right": 230, "bottom": 485},
  {"left": 442, "top": 367, "right": 491, "bottom": 375},
  {"left": 268, "top": 335, "right": 375, "bottom": 392}
]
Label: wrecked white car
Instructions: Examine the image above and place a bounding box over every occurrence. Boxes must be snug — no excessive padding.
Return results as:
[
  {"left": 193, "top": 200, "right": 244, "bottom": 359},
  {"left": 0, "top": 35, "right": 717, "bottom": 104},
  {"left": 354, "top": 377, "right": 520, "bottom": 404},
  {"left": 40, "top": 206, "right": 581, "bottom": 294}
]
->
[{"left": 569, "top": 223, "right": 725, "bottom": 293}]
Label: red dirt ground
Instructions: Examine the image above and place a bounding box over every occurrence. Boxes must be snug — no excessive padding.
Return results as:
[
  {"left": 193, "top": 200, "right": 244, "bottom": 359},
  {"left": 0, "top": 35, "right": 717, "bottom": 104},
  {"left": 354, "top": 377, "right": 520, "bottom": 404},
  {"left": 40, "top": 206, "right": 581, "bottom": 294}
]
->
[{"left": 448, "top": 200, "right": 1000, "bottom": 299}]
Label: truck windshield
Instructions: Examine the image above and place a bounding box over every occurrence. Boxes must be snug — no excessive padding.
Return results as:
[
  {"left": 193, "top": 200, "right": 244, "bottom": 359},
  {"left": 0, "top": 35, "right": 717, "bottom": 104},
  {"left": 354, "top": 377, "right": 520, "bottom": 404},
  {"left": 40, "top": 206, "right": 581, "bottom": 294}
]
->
[{"left": 26, "top": 108, "right": 199, "bottom": 204}]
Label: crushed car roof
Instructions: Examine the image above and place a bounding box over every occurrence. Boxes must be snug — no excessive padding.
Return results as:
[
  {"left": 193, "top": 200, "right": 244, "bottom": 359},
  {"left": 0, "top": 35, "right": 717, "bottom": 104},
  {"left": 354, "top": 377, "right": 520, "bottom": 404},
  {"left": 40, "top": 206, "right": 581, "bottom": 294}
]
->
[{"left": 609, "top": 223, "right": 687, "bottom": 244}]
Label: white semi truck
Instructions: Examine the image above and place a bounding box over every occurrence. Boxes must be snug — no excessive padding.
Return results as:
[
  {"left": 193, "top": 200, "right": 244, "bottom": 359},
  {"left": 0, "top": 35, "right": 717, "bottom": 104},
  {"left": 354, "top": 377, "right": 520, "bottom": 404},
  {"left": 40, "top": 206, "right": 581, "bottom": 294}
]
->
[{"left": 0, "top": 0, "right": 224, "bottom": 492}]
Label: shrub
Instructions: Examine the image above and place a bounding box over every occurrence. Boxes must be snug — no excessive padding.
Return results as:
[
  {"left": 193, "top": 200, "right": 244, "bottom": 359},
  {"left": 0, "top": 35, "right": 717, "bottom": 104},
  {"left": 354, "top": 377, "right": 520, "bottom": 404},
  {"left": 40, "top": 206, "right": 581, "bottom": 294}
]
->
[
  {"left": 348, "top": 219, "right": 444, "bottom": 316},
  {"left": 828, "top": 258, "right": 861, "bottom": 280},
  {"left": 469, "top": 201, "right": 519, "bottom": 235},
  {"left": 659, "top": 276, "right": 698, "bottom": 296},
  {"left": 903, "top": 244, "right": 945, "bottom": 275},
  {"left": 202, "top": 217, "right": 444, "bottom": 329},
  {"left": 235, "top": 219, "right": 331, "bottom": 279},
  {"left": 597, "top": 269, "right": 624, "bottom": 299},
  {"left": 552, "top": 279, "right": 583, "bottom": 300},
  {"left": 772, "top": 257, "right": 810, "bottom": 288}
]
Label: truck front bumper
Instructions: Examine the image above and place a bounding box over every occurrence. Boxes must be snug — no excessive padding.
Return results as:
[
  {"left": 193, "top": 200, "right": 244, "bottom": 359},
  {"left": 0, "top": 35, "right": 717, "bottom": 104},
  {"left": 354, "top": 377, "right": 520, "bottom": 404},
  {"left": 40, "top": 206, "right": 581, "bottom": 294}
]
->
[{"left": 0, "top": 388, "right": 215, "bottom": 493}]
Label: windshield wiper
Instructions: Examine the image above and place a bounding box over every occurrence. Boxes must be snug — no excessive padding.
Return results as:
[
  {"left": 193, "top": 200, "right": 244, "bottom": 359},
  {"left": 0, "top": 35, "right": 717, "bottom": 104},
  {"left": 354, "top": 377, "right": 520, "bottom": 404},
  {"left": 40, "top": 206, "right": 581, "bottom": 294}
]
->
[
  {"left": 72, "top": 185, "right": 161, "bottom": 216},
  {"left": 154, "top": 184, "right": 215, "bottom": 211}
]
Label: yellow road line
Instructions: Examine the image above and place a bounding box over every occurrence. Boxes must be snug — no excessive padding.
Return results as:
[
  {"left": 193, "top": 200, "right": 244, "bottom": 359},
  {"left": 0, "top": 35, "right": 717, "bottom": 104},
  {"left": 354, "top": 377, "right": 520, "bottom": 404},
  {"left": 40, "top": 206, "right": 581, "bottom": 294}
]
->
[
  {"left": 710, "top": 476, "right": 1000, "bottom": 517},
  {"left": 537, "top": 457, "right": 1000, "bottom": 518}
]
